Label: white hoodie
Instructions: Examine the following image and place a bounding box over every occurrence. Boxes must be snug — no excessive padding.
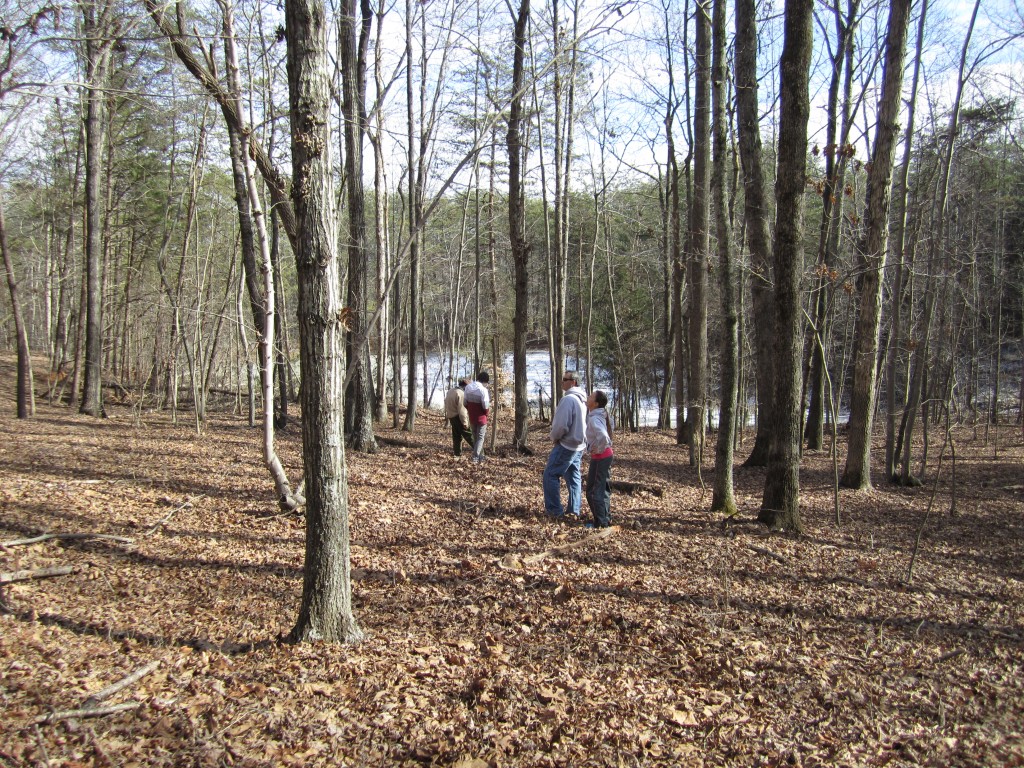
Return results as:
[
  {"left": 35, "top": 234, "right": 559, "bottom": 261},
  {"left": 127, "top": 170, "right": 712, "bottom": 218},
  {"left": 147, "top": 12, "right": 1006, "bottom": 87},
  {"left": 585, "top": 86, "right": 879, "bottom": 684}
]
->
[{"left": 549, "top": 386, "right": 587, "bottom": 451}]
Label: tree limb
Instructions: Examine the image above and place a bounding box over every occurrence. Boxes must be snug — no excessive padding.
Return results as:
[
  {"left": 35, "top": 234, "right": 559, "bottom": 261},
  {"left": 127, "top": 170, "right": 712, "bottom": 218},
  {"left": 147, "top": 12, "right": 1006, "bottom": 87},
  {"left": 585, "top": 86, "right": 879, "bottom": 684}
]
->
[
  {"left": 83, "top": 661, "right": 161, "bottom": 709},
  {"left": 34, "top": 701, "right": 140, "bottom": 725},
  {"left": 499, "top": 526, "right": 619, "bottom": 570},
  {"left": 746, "top": 544, "right": 788, "bottom": 565},
  {"left": 2, "top": 533, "right": 133, "bottom": 548},
  {"left": 0, "top": 566, "right": 77, "bottom": 585}
]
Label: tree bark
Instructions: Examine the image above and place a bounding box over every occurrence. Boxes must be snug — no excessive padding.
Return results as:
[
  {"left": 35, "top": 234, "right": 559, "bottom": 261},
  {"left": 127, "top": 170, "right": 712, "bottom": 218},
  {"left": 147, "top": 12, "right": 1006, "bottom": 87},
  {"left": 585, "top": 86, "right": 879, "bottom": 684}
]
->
[
  {"left": 402, "top": 0, "right": 419, "bottom": 433},
  {"left": 804, "top": 0, "right": 859, "bottom": 450},
  {"left": 0, "top": 198, "right": 34, "bottom": 417},
  {"left": 840, "top": 0, "right": 911, "bottom": 489},
  {"left": 684, "top": 0, "right": 711, "bottom": 466},
  {"left": 80, "top": 0, "right": 109, "bottom": 418},
  {"left": 734, "top": 0, "right": 774, "bottom": 467},
  {"left": 341, "top": 0, "right": 377, "bottom": 453},
  {"left": 759, "top": 0, "right": 814, "bottom": 533},
  {"left": 901, "top": 0, "right": 981, "bottom": 485},
  {"left": 286, "top": 0, "right": 362, "bottom": 644},
  {"left": 885, "top": 0, "right": 928, "bottom": 480},
  {"left": 508, "top": 0, "right": 531, "bottom": 452},
  {"left": 711, "top": 0, "right": 736, "bottom": 514}
]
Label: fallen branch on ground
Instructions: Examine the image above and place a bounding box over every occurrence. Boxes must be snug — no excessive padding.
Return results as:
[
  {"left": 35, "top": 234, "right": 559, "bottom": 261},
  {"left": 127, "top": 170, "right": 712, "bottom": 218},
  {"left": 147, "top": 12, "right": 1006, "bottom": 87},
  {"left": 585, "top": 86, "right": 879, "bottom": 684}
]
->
[
  {"left": 2, "top": 533, "right": 133, "bottom": 548},
  {"left": 499, "top": 526, "right": 619, "bottom": 570},
  {"left": 145, "top": 496, "right": 204, "bottom": 535},
  {"left": 34, "top": 702, "right": 141, "bottom": 725},
  {"left": 83, "top": 660, "right": 161, "bottom": 709},
  {"left": 0, "top": 566, "right": 77, "bottom": 585}
]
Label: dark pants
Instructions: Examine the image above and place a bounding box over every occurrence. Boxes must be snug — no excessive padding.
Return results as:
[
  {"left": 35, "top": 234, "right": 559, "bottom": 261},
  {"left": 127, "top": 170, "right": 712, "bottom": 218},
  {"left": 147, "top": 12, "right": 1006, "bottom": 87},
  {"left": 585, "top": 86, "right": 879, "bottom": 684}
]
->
[
  {"left": 450, "top": 418, "right": 473, "bottom": 456},
  {"left": 586, "top": 455, "right": 613, "bottom": 527}
]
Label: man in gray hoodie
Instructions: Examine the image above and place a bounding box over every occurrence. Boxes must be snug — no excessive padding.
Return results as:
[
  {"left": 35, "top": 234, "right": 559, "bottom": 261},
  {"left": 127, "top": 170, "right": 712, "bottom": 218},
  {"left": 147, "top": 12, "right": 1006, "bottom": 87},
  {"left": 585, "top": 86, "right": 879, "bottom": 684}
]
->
[{"left": 543, "top": 370, "right": 588, "bottom": 518}]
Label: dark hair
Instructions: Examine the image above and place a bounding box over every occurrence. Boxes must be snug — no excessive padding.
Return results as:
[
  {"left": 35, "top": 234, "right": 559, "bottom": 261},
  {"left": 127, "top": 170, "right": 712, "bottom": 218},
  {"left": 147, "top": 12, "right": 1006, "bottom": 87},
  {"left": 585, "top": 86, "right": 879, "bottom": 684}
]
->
[
  {"left": 593, "top": 389, "right": 608, "bottom": 409},
  {"left": 458, "top": 378, "right": 469, "bottom": 387},
  {"left": 477, "top": 370, "right": 489, "bottom": 383}
]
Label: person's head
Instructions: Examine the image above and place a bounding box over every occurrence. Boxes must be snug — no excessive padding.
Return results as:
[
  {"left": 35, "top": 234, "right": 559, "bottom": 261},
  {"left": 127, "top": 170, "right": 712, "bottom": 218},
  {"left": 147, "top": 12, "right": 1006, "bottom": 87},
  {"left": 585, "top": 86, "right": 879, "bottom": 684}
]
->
[
  {"left": 476, "top": 370, "right": 489, "bottom": 384},
  {"left": 561, "top": 370, "right": 579, "bottom": 390},
  {"left": 587, "top": 389, "right": 608, "bottom": 411},
  {"left": 458, "top": 378, "right": 468, "bottom": 389}
]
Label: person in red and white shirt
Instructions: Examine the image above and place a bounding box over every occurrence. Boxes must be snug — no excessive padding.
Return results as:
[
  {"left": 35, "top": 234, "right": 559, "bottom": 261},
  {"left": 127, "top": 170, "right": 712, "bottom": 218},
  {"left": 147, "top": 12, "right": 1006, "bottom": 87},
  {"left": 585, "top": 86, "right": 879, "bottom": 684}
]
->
[
  {"left": 463, "top": 370, "right": 490, "bottom": 463},
  {"left": 584, "top": 389, "right": 614, "bottom": 528}
]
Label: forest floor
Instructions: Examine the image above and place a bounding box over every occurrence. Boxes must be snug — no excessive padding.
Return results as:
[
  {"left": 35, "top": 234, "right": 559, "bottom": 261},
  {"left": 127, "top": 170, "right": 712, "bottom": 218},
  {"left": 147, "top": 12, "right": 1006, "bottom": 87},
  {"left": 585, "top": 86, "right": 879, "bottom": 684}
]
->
[{"left": 1, "top": 358, "right": 1022, "bottom": 767}]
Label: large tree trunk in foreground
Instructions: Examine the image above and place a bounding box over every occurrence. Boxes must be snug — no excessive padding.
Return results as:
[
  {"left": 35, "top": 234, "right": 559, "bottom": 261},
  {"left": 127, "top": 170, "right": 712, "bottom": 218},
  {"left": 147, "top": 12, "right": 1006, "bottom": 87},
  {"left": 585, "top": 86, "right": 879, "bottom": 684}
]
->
[
  {"left": 287, "top": 0, "right": 362, "bottom": 644},
  {"left": 840, "top": 0, "right": 911, "bottom": 489},
  {"left": 734, "top": 0, "right": 774, "bottom": 467},
  {"left": 759, "top": 0, "right": 813, "bottom": 533}
]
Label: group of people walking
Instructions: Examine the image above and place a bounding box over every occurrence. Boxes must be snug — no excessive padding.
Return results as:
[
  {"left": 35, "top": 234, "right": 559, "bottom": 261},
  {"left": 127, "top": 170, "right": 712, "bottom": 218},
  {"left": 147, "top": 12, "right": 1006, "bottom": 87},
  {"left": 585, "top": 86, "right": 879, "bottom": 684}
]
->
[
  {"left": 443, "top": 370, "right": 614, "bottom": 529},
  {"left": 443, "top": 371, "right": 491, "bottom": 463}
]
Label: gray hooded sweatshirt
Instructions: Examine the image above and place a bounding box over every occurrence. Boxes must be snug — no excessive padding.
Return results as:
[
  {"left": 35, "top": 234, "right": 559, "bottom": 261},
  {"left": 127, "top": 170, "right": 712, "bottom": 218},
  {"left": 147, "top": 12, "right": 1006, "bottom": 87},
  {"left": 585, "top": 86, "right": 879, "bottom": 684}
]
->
[{"left": 549, "top": 386, "right": 588, "bottom": 451}]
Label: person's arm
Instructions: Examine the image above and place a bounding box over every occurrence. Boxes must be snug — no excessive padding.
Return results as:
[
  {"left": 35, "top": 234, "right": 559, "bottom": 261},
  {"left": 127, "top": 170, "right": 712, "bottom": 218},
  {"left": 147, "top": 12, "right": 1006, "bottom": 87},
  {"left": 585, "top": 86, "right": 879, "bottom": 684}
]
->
[{"left": 549, "top": 401, "right": 568, "bottom": 442}]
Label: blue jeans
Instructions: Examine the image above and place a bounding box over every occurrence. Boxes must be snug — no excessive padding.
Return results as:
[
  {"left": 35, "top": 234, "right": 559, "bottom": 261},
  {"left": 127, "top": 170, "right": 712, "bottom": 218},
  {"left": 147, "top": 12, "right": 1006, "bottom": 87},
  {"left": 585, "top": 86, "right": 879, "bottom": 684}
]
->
[
  {"left": 471, "top": 424, "right": 487, "bottom": 461},
  {"left": 586, "top": 455, "right": 613, "bottom": 527},
  {"left": 544, "top": 444, "right": 583, "bottom": 517}
]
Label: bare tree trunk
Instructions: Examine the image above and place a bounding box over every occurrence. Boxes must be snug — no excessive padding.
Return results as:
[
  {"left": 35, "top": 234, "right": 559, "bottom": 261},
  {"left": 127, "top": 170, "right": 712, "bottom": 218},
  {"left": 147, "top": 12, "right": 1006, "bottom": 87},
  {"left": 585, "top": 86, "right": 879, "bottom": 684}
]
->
[
  {"left": 759, "top": 0, "right": 814, "bottom": 533},
  {"left": 885, "top": 0, "right": 928, "bottom": 480},
  {"left": 710, "top": 0, "right": 736, "bottom": 514},
  {"left": 80, "top": 0, "right": 110, "bottom": 418},
  {"left": 213, "top": 0, "right": 299, "bottom": 505},
  {"left": 286, "top": 0, "right": 362, "bottom": 644},
  {"left": 0, "top": 198, "right": 34, "bottom": 417},
  {"left": 684, "top": 0, "right": 711, "bottom": 466},
  {"left": 734, "top": 0, "right": 774, "bottom": 467},
  {"left": 370, "top": 0, "right": 390, "bottom": 423},
  {"left": 671, "top": 142, "right": 685, "bottom": 441},
  {"left": 402, "top": 0, "right": 419, "bottom": 433},
  {"left": 673, "top": 0, "right": 692, "bottom": 445},
  {"left": 508, "top": 0, "right": 531, "bottom": 452},
  {"left": 840, "top": 0, "right": 911, "bottom": 489},
  {"left": 805, "top": 0, "right": 859, "bottom": 450},
  {"left": 659, "top": 0, "right": 679, "bottom": 430},
  {"left": 341, "top": 0, "right": 377, "bottom": 453},
  {"left": 902, "top": 0, "right": 981, "bottom": 485}
]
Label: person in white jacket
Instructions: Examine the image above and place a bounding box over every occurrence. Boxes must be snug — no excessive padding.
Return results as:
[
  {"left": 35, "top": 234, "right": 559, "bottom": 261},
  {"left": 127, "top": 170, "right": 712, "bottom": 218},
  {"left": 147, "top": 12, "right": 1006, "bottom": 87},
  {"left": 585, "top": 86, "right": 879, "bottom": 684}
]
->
[
  {"left": 543, "top": 370, "right": 588, "bottom": 518},
  {"left": 463, "top": 370, "right": 490, "bottom": 462}
]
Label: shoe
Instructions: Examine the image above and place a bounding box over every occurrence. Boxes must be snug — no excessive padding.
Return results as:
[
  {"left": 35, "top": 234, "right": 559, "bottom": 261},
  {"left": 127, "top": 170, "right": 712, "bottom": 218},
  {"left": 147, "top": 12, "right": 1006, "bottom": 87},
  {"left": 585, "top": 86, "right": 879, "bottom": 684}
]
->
[{"left": 584, "top": 523, "right": 595, "bottom": 529}]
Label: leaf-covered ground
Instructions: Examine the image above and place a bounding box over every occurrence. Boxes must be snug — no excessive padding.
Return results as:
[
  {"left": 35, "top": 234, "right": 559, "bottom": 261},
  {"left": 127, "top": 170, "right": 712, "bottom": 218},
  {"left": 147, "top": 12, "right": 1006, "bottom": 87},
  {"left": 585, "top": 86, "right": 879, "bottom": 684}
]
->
[{"left": 2, "top": 361, "right": 1022, "bottom": 767}]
